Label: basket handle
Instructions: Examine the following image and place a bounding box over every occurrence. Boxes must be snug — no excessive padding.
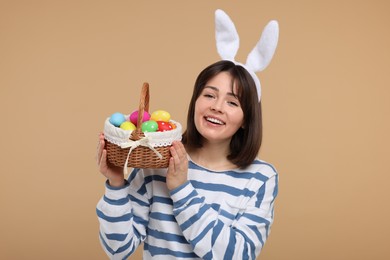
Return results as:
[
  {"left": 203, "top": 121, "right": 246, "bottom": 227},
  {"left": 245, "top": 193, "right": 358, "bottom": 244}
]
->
[{"left": 132, "top": 82, "right": 150, "bottom": 140}]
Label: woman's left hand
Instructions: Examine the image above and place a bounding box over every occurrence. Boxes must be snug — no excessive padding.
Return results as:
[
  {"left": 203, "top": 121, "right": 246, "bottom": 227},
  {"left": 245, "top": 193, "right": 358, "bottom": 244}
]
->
[{"left": 166, "top": 141, "right": 189, "bottom": 191}]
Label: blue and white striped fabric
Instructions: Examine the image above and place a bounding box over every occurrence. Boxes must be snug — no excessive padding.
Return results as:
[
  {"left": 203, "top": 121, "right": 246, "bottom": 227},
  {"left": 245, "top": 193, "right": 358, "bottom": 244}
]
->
[{"left": 96, "top": 158, "right": 278, "bottom": 259}]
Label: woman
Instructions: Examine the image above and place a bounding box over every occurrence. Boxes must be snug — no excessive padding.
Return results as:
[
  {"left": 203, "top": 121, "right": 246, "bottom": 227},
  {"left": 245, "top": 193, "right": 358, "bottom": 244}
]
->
[{"left": 96, "top": 60, "right": 278, "bottom": 259}]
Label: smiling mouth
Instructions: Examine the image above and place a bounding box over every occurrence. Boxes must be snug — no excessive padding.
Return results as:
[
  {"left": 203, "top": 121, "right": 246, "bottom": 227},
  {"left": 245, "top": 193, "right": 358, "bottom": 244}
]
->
[{"left": 205, "top": 116, "right": 225, "bottom": 125}]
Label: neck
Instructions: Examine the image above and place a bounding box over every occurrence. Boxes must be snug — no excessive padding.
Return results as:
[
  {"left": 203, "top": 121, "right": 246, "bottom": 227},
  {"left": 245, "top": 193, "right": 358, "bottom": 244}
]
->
[{"left": 188, "top": 141, "right": 236, "bottom": 171}]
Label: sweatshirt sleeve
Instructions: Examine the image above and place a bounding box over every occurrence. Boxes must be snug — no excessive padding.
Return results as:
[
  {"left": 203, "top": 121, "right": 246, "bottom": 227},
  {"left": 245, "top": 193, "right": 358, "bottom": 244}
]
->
[
  {"left": 96, "top": 168, "right": 150, "bottom": 260},
  {"left": 170, "top": 172, "right": 278, "bottom": 260}
]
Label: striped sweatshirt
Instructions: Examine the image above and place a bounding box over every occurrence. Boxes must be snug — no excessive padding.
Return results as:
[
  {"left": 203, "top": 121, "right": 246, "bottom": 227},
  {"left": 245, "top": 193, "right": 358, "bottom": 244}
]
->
[{"left": 96, "top": 158, "right": 278, "bottom": 259}]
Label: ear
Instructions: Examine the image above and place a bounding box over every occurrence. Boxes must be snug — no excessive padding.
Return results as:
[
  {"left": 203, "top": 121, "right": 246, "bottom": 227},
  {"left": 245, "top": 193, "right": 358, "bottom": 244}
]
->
[
  {"left": 215, "top": 9, "right": 240, "bottom": 61},
  {"left": 245, "top": 20, "right": 279, "bottom": 72}
]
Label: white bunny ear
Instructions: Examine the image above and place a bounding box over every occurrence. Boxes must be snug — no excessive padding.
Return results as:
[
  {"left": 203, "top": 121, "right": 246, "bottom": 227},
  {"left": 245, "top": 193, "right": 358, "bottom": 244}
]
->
[
  {"left": 215, "top": 9, "right": 239, "bottom": 61},
  {"left": 245, "top": 20, "right": 279, "bottom": 72},
  {"left": 214, "top": 9, "right": 279, "bottom": 102}
]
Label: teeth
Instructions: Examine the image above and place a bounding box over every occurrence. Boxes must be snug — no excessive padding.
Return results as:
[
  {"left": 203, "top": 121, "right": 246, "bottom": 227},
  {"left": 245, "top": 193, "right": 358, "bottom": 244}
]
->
[{"left": 206, "top": 117, "right": 224, "bottom": 125}]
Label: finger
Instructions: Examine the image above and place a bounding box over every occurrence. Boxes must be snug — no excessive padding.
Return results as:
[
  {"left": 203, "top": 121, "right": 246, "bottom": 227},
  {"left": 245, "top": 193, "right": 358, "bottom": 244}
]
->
[
  {"left": 170, "top": 145, "right": 179, "bottom": 162},
  {"left": 167, "top": 157, "right": 175, "bottom": 175},
  {"left": 172, "top": 142, "right": 188, "bottom": 166},
  {"left": 96, "top": 139, "right": 104, "bottom": 165},
  {"left": 96, "top": 134, "right": 103, "bottom": 152},
  {"left": 98, "top": 139, "right": 106, "bottom": 166},
  {"left": 176, "top": 142, "right": 187, "bottom": 160},
  {"left": 172, "top": 146, "right": 185, "bottom": 171},
  {"left": 99, "top": 149, "right": 108, "bottom": 172}
]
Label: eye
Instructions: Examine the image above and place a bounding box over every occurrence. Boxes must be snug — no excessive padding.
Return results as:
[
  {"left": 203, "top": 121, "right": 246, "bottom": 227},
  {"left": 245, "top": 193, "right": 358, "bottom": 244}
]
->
[
  {"left": 203, "top": 93, "right": 215, "bottom": 99},
  {"left": 227, "top": 100, "right": 239, "bottom": 107}
]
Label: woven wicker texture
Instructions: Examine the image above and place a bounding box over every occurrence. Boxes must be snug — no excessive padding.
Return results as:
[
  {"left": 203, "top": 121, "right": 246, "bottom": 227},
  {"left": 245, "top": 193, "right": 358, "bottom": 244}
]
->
[{"left": 105, "top": 82, "right": 172, "bottom": 168}]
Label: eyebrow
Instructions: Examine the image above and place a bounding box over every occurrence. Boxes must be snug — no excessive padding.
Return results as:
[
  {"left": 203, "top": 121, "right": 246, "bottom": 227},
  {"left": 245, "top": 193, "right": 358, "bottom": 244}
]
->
[{"left": 204, "top": 86, "right": 238, "bottom": 99}]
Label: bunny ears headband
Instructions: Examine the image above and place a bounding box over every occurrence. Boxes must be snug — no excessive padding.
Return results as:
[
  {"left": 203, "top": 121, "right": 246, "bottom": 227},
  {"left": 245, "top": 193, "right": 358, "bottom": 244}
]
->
[{"left": 215, "top": 9, "right": 279, "bottom": 101}]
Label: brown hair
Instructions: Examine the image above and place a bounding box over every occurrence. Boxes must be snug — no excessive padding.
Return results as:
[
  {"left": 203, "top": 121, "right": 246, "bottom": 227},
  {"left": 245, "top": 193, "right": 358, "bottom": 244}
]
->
[{"left": 182, "top": 60, "right": 263, "bottom": 168}]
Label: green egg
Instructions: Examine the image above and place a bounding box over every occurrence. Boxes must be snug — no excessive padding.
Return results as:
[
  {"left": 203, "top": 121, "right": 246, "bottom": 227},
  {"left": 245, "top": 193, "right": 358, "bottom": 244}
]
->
[{"left": 141, "top": 120, "right": 158, "bottom": 132}]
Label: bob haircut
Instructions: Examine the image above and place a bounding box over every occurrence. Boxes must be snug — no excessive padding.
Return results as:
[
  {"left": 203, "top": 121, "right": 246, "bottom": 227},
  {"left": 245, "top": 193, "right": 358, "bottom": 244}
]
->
[{"left": 182, "top": 60, "right": 263, "bottom": 169}]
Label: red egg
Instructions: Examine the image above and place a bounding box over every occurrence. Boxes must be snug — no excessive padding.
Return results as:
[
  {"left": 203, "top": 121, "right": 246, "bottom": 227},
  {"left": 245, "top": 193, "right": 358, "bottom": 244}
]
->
[{"left": 157, "top": 121, "right": 173, "bottom": 132}]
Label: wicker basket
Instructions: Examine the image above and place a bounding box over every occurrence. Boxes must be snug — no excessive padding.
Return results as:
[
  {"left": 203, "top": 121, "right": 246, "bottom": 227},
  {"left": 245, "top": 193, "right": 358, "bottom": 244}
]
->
[{"left": 104, "top": 82, "right": 181, "bottom": 169}]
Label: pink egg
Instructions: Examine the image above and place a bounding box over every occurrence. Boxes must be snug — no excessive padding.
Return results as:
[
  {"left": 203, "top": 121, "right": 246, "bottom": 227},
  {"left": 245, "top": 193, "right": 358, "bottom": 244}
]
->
[{"left": 130, "top": 110, "right": 151, "bottom": 125}]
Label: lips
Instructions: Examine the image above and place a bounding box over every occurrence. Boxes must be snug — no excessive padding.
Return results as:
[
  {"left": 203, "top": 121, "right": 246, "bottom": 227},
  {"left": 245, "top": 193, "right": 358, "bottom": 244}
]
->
[{"left": 205, "top": 116, "right": 225, "bottom": 125}]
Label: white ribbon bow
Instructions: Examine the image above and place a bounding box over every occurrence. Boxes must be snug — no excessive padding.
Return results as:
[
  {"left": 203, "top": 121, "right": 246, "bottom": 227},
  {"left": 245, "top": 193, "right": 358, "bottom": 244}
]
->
[{"left": 120, "top": 136, "right": 163, "bottom": 175}]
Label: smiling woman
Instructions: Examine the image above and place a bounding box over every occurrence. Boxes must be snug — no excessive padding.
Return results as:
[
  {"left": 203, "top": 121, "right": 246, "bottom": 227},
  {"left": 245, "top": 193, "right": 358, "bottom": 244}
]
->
[
  {"left": 184, "top": 61, "right": 262, "bottom": 168},
  {"left": 95, "top": 9, "right": 279, "bottom": 260},
  {"left": 96, "top": 59, "right": 278, "bottom": 259},
  {"left": 195, "top": 73, "right": 245, "bottom": 145}
]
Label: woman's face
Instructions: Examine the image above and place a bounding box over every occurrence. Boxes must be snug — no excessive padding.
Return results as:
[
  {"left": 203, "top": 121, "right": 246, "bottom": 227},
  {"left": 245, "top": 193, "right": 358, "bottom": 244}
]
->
[{"left": 194, "top": 72, "right": 244, "bottom": 145}]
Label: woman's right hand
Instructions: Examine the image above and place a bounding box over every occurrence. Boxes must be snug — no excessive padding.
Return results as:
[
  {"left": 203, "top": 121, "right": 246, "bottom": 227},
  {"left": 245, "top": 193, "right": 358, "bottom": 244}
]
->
[{"left": 96, "top": 133, "right": 125, "bottom": 187}]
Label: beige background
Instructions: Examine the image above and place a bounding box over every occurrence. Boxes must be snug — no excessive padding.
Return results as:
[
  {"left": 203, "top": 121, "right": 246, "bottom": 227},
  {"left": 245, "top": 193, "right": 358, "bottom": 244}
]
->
[{"left": 1, "top": 1, "right": 389, "bottom": 259}]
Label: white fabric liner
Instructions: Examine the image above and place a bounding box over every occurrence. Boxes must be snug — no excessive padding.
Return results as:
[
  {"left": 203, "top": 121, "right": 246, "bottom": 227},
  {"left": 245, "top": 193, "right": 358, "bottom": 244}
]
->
[{"left": 104, "top": 116, "right": 182, "bottom": 147}]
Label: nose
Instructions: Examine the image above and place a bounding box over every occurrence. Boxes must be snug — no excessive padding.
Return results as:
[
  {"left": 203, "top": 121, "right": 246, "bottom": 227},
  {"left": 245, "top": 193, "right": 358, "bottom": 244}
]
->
[{"left": 210, "top": 98, "right": 224, "bottom": 113}]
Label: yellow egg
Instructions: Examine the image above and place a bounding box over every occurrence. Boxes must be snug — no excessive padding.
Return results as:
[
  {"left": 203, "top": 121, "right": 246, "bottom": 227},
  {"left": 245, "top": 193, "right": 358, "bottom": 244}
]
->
[
  {"left": 120, "top": 121, "right": 136, "bottom": 131},
  {"left": 151, "top": 110, "right": 171, "bottom": 122}
]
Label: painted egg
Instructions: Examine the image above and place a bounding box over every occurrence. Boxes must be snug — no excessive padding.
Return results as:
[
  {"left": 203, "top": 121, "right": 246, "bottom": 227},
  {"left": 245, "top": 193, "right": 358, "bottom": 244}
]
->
[
  {"left": 169, "top": 122, "right": 177, "bottom": 129},
  {"left": 120, "top": 121, "right": 136, "bottom": 131},
  {"left": 130, "top": 110, "right": 151, "bottom": 125},
  {"left": 141, "top": 120, "right": 158, "bottom": 132},
  {"left": 151, "top": 110, "right": 171, "bottom": 122},
  {"left": 157, "top": 121, "right": 173, "bottom": 132},
  {"left": 109, "top": 112, "right": 126, "bottom": 127}
]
